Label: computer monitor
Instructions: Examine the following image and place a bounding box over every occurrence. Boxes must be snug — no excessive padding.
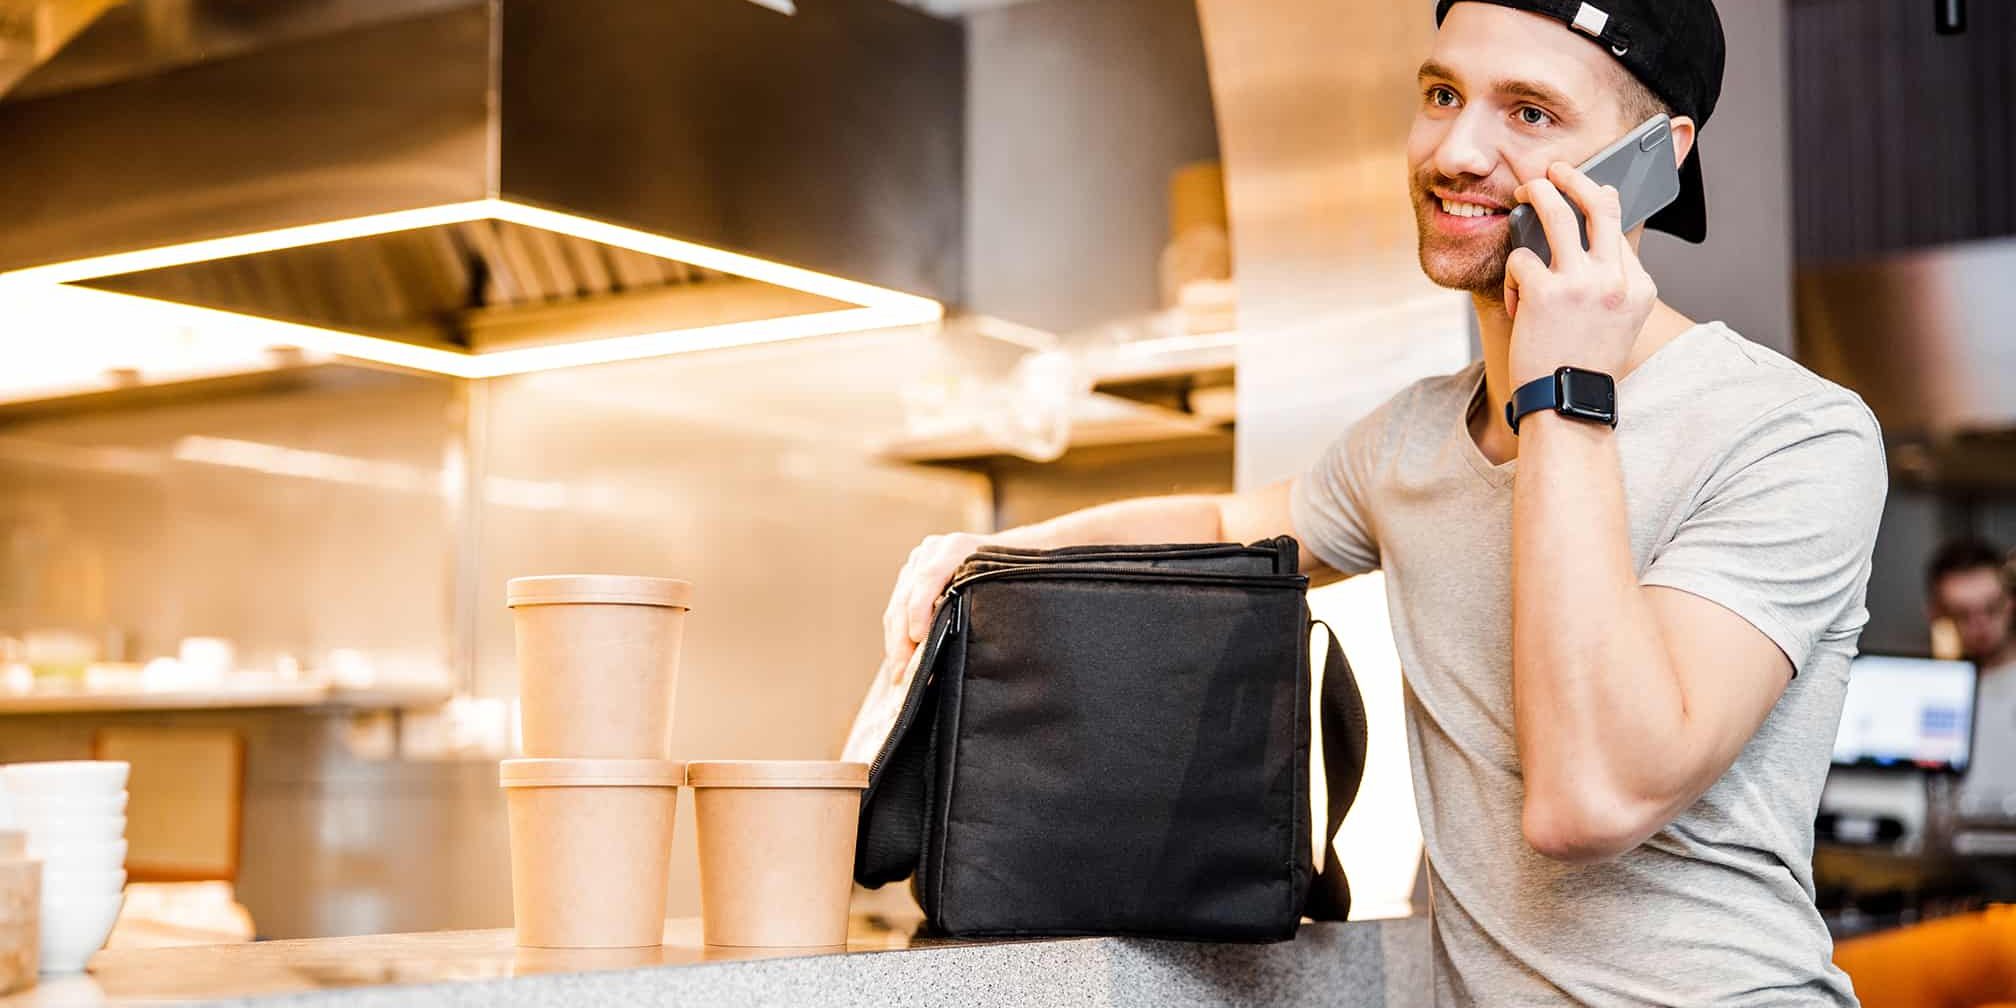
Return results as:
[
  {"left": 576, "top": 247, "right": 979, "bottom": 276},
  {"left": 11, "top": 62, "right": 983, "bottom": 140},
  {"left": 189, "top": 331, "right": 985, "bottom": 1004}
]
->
[{"left": 1832, "top": 653, "right": 1977, "bottom": 772}]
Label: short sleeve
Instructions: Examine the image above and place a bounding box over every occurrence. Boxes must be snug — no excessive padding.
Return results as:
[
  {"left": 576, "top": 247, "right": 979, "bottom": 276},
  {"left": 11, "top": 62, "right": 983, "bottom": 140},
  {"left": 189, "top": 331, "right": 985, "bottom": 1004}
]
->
[
  {"left": 1640, "top": 391, "right": 1888, "bottom": 673},
  {"left": 1290, "top": 396, "right": 1397, "bottom": 578}
]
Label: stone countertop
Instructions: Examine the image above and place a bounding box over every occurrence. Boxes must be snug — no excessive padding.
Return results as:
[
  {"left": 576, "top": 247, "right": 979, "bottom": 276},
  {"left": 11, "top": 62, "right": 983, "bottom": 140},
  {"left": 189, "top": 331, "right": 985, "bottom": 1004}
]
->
[{"left": 3, "top": 914, "right": 1430, "bottom": 1008}]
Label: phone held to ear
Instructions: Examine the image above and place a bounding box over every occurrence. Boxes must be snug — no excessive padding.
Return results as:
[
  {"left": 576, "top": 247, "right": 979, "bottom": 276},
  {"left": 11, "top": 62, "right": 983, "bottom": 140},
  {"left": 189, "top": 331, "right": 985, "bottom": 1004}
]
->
[{"left": 1507, "top": 113, "right": 1682, "bottom": 267}]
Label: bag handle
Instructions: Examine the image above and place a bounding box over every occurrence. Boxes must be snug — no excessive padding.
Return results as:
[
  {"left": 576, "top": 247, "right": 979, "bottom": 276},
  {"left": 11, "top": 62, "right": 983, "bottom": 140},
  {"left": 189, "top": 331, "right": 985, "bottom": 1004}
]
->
[{"left": 1305, "top": 619, "right": 1368, "bottom": 921}]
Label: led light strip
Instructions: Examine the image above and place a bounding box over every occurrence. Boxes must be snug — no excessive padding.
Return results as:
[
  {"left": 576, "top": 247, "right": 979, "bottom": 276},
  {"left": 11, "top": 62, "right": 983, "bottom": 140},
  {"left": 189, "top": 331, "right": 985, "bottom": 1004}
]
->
[
  {"left": 0, "top": 199, "right": 943, "bottom": 378},
  {"left": 0, "top": 202, "right": 500, "bottom": 287}
]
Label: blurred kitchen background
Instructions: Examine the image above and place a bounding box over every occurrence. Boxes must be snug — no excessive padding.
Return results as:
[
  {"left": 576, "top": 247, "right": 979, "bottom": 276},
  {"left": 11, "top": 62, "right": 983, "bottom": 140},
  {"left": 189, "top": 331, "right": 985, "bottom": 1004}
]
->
[{"left": 0, "top": 0, "right": 2011, "bottom": 947}]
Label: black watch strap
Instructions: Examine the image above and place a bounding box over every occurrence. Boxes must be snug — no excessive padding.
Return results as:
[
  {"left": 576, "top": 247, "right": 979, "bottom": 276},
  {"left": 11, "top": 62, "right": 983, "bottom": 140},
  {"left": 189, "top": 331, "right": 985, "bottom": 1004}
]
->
[{"left": 1505, "top": 367, "right": 1618, "bottom": 435}]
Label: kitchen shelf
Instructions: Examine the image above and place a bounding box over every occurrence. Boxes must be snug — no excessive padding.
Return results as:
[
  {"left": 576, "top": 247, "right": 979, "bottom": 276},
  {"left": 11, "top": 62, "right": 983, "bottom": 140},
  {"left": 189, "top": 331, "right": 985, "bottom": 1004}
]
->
[
  {"left": 0, "top": 681, "right": 453, "bottom": 715},
  {"left": 877, "top": 393, "right": 1224, "bottom": 466}
]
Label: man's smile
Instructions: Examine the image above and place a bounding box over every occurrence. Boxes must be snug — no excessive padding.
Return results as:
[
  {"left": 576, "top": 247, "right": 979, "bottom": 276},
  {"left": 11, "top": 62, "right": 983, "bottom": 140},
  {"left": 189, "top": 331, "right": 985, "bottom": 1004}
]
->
[{"left": 1430, "top": 188, "right": 1512, "bottom": 234}]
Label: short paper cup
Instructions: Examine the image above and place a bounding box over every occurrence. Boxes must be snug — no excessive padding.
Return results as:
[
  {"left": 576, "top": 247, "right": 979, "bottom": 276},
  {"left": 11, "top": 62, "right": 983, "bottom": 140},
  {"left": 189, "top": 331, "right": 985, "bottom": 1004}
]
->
[
  {"left": 507, "top": 576, "right": 693, "bottom": 759},
  {"left": 501, "top": 758, "right": 683, "bottom": 949},
  {"left": 687, "top": 761, "right": 869, "bottom": 949}
]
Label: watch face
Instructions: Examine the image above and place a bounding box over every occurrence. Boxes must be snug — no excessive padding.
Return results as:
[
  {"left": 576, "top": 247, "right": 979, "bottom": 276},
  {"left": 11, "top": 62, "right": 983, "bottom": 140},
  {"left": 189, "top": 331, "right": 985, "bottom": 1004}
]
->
[{"left": 1557, "top": 368, "right": 1617, "bottom": 424}]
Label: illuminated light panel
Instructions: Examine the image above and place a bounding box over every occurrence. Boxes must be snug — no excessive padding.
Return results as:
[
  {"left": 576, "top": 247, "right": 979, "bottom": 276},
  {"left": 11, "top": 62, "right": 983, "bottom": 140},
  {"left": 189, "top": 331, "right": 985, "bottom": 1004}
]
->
[
  {"left": 0, "top": 283, "right": 334, "bottom": 405},
  {"left": 0, "top": 199, "right": 944, "bottom": 379}
]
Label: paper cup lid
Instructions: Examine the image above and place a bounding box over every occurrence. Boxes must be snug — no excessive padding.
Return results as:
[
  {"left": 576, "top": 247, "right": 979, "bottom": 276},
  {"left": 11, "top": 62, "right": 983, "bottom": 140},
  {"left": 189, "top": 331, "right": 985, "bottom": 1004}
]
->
[
  {"left": 685, "top": 760, "right": 870, "bottom": 789},
  {"left": 499, "top": 759, "right": 687, "bottom": 788},
  {"left": 506, "top": 575, "right": 693, "bottom": 610}
]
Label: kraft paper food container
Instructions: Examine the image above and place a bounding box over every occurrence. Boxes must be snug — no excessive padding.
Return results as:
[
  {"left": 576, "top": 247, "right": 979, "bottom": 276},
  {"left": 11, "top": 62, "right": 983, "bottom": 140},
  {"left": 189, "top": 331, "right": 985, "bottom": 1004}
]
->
[
  {"left": 501, "top": 758, "right": 683, "bottom": 949},
  {"left": 687, "top": 761, "right": 870, "bottom": 949},
  {"left": 506, "top": 575, "right": 693, "bottom": 759},
  {"left": 0, "top": 842, "right": 34, "bottom": 996}
]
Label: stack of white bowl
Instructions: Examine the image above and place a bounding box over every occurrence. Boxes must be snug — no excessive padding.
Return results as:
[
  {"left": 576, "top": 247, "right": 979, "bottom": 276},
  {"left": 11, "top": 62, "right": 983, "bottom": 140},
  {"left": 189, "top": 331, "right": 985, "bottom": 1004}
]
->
[{"left": 0, "top": 762, "right": 129, "bottom": 974}]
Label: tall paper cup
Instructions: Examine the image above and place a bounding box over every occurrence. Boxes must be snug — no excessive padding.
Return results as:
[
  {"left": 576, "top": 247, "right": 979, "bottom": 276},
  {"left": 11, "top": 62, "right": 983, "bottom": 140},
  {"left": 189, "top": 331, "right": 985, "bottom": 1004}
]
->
[
  {"left": 687, "top": 761, "right": 870, "bottom": 948},
  {"left": 507, "top": 576, "right": 692, "bottom": 759},
  {"left": 501, "top": 759, "right": 683, "bottom": 949}
]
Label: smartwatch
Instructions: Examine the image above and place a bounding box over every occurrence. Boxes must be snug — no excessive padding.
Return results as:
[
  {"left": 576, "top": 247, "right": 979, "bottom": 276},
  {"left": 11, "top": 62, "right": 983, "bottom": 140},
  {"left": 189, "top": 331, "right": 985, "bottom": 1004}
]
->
[{"left": 1505, "top": 367, "right": 1617, "bottom": 435}]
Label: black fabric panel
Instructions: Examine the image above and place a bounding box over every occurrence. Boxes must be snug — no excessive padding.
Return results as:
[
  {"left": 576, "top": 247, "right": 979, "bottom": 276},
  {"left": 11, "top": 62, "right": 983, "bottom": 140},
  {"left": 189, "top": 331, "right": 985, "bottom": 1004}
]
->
[
  {"left": 934, "top": 575, "right": 1309, "bottom": 940},
  {"left": 852, "top": 537, "right": 1369, "bottom": 943}
]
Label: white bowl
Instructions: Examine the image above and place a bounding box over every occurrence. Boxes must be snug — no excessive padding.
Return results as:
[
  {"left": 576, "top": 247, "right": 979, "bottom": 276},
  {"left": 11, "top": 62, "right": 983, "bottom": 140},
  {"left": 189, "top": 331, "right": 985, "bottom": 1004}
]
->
[
  {"left": 17, "top": 813, "right": 124, "bottom": 845},
  {"left": 38, "top": 871, "right": 126, "bottom": 974},
  {"left": 41, "top": 867, "right": 125, "bottom": 890},
  {"left": 29, "top": 837, "right": 125, "bottom": 872},
  {"left": 1, "top": 761, "right": 129, "bottom": 796},
  {"left": 11, "top": 791, "right": 126, "bottom": 818}
]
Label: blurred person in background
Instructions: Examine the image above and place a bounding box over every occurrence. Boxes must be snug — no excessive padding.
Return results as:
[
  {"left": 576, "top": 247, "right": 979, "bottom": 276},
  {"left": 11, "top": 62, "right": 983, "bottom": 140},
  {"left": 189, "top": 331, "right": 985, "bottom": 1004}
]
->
[{"left": 1925, "top": 539, "right": 2016, "bottom": 847}]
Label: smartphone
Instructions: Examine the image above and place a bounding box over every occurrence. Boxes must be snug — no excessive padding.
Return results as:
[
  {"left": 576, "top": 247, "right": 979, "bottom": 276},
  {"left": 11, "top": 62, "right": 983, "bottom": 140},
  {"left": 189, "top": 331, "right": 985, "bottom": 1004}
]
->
[{"left": 1508, "top": 113, "right": 1682, "bottom": 267}]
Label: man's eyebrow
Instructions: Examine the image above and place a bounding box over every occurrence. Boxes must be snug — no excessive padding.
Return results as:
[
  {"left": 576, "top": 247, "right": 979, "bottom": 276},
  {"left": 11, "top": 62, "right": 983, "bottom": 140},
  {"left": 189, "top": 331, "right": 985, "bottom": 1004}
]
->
[
  {"left": 1415, "top": 60, "right": 1583, "bottom": 115},
  {"left": 1499, "top": 79, "right": 1579, "bottom": 112}
]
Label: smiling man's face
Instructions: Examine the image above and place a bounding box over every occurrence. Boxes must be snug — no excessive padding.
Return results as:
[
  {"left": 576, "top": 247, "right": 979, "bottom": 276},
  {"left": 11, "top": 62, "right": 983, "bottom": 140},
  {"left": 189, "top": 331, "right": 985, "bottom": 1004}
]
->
[{"left": 1407, "top": 3, "right": 1652, "bottom": 297}]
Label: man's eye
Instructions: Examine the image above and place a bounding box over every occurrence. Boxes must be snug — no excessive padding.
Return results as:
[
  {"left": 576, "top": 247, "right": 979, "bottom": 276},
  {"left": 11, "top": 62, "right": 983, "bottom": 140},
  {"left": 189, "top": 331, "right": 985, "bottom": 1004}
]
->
[
  {"left": 1517, "top": 106, "right": 1552, "bottom": 126},
  {"left": 1426, "top": 86, "right": 1459, "bottom": 108}
]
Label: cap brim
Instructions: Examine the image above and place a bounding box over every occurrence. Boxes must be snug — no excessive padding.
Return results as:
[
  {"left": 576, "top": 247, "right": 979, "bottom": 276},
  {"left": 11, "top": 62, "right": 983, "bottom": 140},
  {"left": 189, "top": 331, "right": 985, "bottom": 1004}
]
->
[{"left": 1647, "top": 145, "right": 1707, "bottom": 243}]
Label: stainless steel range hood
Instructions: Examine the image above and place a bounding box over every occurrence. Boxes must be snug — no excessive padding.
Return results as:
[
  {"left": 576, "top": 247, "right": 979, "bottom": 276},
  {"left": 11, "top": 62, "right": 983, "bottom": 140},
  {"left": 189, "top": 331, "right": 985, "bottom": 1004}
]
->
[
  {"left": 0, "top": 0, "right": 963, "bottom": 377},
  {"left": 1798, "top": 236, "right": 2016, "bottom": 433},
  {"left": 1798, "top": 236, "right": 2016, "bottom": 487}
]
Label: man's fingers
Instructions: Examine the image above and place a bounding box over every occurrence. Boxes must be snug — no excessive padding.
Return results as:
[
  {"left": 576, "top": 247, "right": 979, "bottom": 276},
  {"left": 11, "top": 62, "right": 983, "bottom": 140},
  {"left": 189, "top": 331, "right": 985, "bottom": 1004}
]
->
[
  {"left": 883, "top": 592, "right": 912, "bottom": 677},
  {"left": 1549, "top": 163, "right": 1622, "bottom": 264},
  {"left": 896, "top": 640, "right": 927, "bottom": 687},
  {"left": 1505, "top": 247, "right": 1546, "bottom": 291},
  {"left": 1520, "top": 174, "right": 1585, "bottom": 269},
  {"left": 906, "top": 546, "right": 954, "bottom": 643},
  {"left": 906, "top": 579, "right": 937, "bottom": 644}
]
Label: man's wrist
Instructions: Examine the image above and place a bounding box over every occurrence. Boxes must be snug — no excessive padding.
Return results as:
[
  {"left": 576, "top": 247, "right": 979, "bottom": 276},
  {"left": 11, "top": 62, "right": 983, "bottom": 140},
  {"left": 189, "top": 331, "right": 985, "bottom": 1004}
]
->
[
  {"left": 1510, "top": 358, "right": 1620, "bottom": 388},
  {"left": 1506, "top": 366, "right": 1619, "bottom": 434},
  {"left": 1518, "top": 408, "right": 1615, "bottom": 441}
]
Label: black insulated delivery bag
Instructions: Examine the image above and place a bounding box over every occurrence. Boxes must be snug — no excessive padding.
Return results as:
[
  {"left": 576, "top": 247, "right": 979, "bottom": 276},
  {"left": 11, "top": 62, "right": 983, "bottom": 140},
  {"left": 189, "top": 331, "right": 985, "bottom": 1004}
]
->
[{"left": 853, "top": 536, "right": 1367, "bottom": 941}]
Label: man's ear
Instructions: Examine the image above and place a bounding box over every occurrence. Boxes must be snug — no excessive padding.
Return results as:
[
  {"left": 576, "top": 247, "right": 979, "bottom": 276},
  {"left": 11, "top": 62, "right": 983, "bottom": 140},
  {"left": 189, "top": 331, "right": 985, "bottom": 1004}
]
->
[{"left": 1668, "top": 115, "right": 1698, "bottom": 167}]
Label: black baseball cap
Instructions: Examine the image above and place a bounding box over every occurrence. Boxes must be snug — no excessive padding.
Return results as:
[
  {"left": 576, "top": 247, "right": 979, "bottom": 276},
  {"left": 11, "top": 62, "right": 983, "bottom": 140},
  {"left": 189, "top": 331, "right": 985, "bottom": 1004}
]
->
[{"left": 1432, "top": 0, "right": 1726, "bottom": 243}]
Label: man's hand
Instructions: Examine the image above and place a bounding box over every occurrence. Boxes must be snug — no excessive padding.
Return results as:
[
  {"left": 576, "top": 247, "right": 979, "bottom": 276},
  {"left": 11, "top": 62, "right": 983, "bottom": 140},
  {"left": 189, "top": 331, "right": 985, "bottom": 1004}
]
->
[
  {"left": 879, "top": 531, "right": 989, "bottom": 685},
  {"left": 1503, "top": 161, "right": 1658, "bottom": 386}
]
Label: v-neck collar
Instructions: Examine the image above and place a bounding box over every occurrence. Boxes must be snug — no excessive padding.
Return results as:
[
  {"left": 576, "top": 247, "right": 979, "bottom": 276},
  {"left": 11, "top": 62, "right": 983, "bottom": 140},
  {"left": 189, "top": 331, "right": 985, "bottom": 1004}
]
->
[{"left": 1455, "top": 323, "right": 1714, "bottom": 489}]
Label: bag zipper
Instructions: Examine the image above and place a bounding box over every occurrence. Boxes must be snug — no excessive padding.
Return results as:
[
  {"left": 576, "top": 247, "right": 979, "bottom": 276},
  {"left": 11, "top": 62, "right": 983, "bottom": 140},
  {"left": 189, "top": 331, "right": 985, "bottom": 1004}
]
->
[
  {"left": 947, "top": 564, "right": 1306, "bottom": 595},
  {"left": 865, "top": 600, "right": 960, "bottom": 782},
  {"left": 966, "top": 543, "right": 1276, "bottom": 566}
]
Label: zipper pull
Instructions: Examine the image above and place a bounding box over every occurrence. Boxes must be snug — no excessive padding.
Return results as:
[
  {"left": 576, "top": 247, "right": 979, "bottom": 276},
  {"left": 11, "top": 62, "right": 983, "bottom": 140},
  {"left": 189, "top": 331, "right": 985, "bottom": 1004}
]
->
[{"left": 948, "top": 590, "right": 967, "bottom": 635}]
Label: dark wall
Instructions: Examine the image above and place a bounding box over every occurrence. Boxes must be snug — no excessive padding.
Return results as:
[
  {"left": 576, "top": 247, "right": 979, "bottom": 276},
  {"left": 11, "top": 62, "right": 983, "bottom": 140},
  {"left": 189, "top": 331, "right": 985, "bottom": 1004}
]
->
[{"left": 1788, "top": 0, "right": 2016, "bottom": 263}]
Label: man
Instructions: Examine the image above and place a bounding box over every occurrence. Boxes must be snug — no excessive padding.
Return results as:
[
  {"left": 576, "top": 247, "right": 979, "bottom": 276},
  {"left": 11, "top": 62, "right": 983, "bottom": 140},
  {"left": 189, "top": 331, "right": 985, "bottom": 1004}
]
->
[
  {"left": 878, "top": 1, "right": 1885, "bottom": 1002},
  {"left": 1926, "top": 539, "right": 2016, "bottom": 674},
  {"left": 1926, "top": 539, "right": 2016, "bottom": 826}
]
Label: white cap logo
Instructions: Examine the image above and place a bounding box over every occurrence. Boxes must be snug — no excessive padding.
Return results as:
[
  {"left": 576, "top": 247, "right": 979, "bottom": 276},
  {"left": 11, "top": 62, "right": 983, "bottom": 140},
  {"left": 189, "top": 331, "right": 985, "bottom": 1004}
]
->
[{"left": 1572, "top": 2, "right": 1611, "bottom": 38}]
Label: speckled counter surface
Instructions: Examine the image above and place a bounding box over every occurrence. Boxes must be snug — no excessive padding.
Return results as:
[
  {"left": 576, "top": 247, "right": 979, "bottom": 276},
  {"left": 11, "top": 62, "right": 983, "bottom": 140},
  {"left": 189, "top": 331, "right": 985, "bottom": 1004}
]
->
[{"left": 4, "top": 914, "right": 1431, "bottom": 1008}]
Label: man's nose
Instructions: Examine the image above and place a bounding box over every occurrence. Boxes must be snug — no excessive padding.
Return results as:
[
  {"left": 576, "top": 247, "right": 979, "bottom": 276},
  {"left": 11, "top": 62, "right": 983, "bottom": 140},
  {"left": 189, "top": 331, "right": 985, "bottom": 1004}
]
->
[{"left": 1434, "top": 112, "right": 1498, "bottom": 180}]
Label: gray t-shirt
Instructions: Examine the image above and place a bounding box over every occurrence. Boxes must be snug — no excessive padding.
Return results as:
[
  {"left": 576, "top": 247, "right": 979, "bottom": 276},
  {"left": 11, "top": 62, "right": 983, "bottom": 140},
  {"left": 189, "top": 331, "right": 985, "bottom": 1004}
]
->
[
  {"left": 1959, "top": 660, "right": 2016, "bottom": 820},
  {"left": 1291, "top": 323, "right": 1886, "bottom": 1006}
]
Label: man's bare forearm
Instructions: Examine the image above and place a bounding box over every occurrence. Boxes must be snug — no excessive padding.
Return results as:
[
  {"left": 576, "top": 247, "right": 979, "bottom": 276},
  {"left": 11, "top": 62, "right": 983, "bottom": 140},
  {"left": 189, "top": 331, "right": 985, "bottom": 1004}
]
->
[
  {"left": 992, "top": 495, "right": 1228, "bottom": 551},
  {"left": 886, "top": 483, "right": 1308, "bottom": 658},
  {"left": 1512, "top": 413, "right": 1688, "bottom": 857}
]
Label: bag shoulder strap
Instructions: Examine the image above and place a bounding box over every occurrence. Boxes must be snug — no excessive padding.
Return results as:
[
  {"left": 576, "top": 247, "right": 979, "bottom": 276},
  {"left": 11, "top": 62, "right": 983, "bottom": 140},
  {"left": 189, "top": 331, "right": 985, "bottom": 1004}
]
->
[{"left": 1305, "top": 619, "right": 1368, "bottom": 921}]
